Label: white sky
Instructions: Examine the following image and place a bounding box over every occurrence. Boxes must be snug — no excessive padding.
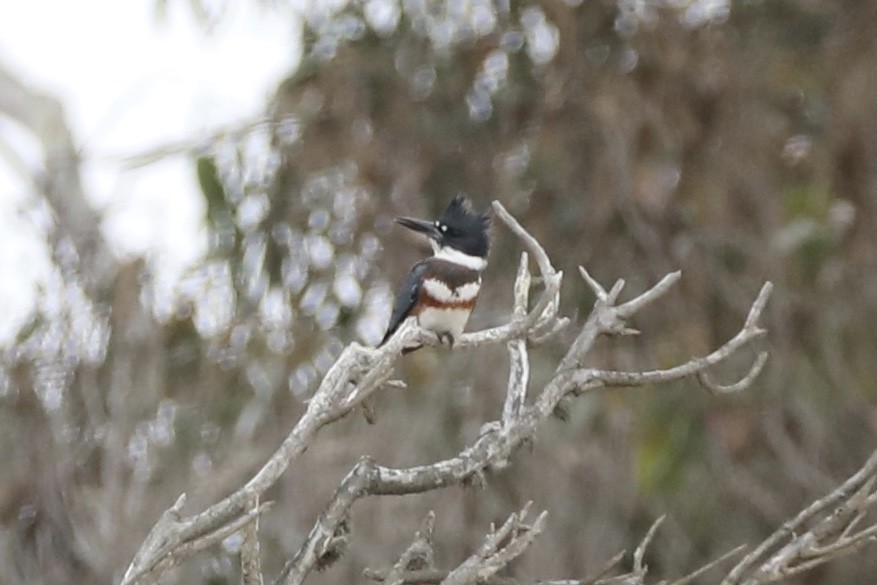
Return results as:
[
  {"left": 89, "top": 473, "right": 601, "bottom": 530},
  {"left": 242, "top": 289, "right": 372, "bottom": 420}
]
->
[{"left": 0, "top": 0, "right": 301, "bottom": 342}]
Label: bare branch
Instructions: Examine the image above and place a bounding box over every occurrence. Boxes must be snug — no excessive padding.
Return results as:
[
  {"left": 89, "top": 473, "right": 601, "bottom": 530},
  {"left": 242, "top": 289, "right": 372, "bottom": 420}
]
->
[
  {"left": 529, "top": 316, "right": 571, "bottom": 344},
  {"left": 744, "top": 282, "right": 774, "bottom": 331},
  {"left": 122, "top": 200, "right": 567, "bottom": 585},
  {"left": 503, "top": 253, "right": 531, "bottom": 425},
  {"left": 512, "top": 253, "right": 531, "bottom": 319},
  {"left": 615, "top": 271, "right": 682, "bottom": 319},
  {"left": 491, "top": 201, "right": 556, "bottom": 283},
  {"left": 573, "top": 329, "right": 765, "bottom": 390},
  {"left": 566, "top": 282, "right": 771, "bottom": 397},
  {"left": 558, "top": 270, "right": 684, "bottom": 375},
  {"left": 125, "top": 500, "right": 272, "bottom": 585},
  {"left": 276, "top": 434, "right": 546, "bottom": 585},
  {"left": 581, "top": 551, "right": 626, "bottom": 585},
  {"left": 442, "top": 503, "right": 548, "bottom": 585},
  {"left": 578, "top": 266, "right": 610, "bottom": 301},
  {"left": 360, "top": 507, "right": 551, "bottom": 585},
  {"left": 121, "top": 494, "right": 188, "bottom": 585},
  {"left": 449, "top": 201, "right": 564, "bottom": 349},
  {"left": 503, "top": 336, "right": 530, "bottom": 426},
  {"left": 578, "top": 518, "right": 664, "bottom": 585},
  {"left": 122, "top": 201, "right": 778, "bottom": 585},
  {"left": 363, "top": 568, "right": 520, "bottom": 585},
  {"left": 177, "top": 502, "right": 273, "bottom": 561},
  {"left": 668, "top": 545, "right": 747, "bottom": 585},
  {"left": 723, "top": 448, "right": 877, "bottom": 585},
  {"left": 241, "top": 496, "right": 264, "bottom": 585},
  {"left": 121, "top": 326, "right": 427, "bottom": 583},
  {"left": 350, "top": 444, "right": 877, "bottom": 585},
  {"left": 383, "top": 512, "right": 437, "bottom": 585},
  {"left": 633, "top": 516, "right": 665, "bottom": 574},
  {"left": 698, "top": 352, "right": 769, "bottom": 395}
]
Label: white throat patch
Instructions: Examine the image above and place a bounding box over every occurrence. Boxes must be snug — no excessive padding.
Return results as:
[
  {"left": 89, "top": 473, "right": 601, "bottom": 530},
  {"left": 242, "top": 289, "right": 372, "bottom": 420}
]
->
[{"left": 433, "top": 245, "right": 487, "bottom": 271}]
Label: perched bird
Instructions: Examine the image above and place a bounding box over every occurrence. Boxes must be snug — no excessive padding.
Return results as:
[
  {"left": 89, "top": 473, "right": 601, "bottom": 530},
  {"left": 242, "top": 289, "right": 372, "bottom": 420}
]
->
[{"left": 381, "top": 196, "right": 491, "bottom": 352}]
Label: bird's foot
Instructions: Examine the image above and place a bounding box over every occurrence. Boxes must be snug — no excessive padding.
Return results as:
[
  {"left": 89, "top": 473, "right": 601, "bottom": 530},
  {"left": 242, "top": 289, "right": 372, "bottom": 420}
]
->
[{"left": 436, "top": 331, "right": 455, "bottom": 349}]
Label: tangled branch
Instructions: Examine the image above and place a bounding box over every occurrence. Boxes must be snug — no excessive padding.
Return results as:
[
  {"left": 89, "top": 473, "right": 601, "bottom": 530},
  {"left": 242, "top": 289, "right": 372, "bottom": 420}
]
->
[{"left": 122, "top": 200, "right": 774, "bottom": 585}]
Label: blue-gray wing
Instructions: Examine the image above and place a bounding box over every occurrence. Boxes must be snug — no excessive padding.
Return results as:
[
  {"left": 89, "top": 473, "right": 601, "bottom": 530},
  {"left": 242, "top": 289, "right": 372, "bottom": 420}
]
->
[{"left": 380, "top": 261, "right": 429, "bottom": 346}]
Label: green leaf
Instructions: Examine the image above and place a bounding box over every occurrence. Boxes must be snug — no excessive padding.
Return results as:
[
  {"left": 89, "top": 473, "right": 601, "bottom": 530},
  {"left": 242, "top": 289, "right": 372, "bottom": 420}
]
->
[{"left": 196, "top": 156, "right": 230, "bottom": 228}]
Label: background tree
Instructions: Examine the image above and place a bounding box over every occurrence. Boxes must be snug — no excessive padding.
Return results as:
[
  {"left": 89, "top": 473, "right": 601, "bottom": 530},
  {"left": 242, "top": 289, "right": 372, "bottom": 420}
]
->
[{"left": 2, "top": 0, "right": 877, "bottom": 584}]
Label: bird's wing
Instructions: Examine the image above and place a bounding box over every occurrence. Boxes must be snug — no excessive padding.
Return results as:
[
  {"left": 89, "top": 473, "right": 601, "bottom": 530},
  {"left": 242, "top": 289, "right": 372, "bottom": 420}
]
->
[{"left": 380, "top": 260, "right": 429, "bottom": 346}]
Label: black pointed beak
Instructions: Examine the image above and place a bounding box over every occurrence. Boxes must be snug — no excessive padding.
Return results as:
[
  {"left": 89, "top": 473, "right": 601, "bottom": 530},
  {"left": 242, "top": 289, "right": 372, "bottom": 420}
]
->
[{"left": 395, "top": 216, "right": 440, "bottom": 240}]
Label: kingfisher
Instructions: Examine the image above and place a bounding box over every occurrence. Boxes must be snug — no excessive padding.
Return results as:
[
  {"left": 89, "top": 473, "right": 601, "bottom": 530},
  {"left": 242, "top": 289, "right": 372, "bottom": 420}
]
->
[{"left": 381, "top": 195, "right": 491, "bottom": 352}]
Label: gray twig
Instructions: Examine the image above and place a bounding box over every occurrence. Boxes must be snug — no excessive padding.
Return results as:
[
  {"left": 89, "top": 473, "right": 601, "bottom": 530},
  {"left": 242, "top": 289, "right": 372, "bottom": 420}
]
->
[
  {"left": 723, "top": 449, "right": 877, "bottom": 585},
  {"left": 442, "top": 503, "right": 548, "bottom": 585},
  {"left": 241, "top": 495, "right": 264, "bottom": 585}
]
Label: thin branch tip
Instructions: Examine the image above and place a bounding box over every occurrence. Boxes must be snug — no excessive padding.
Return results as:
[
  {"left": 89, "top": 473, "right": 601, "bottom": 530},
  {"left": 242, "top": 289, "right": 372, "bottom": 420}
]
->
[
  {"left": 745, "top": 281, "right": 774, "bottom": 328},
  {"left": 615, "top": 269, "right": 683, "bottom": 318},
  {"left": 579, "top": 265, "right": 607, "bottom": 298},
  {"left": 634, "top": 515, "right": 666, "bottom": 570},
  {"left": 608, "top": 279, "right": 626, "bottom": 302}
]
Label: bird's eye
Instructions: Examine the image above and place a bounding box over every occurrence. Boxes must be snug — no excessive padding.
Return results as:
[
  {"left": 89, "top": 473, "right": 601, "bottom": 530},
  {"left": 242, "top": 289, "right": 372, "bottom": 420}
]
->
[{"left": 440, "top": 224, "right": 448, "bottom": 233}]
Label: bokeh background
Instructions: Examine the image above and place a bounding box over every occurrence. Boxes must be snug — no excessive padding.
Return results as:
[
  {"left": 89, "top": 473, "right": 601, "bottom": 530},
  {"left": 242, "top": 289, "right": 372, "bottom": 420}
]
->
[{"left": 2, "top": 1, "right": 877, "bottom": 583}]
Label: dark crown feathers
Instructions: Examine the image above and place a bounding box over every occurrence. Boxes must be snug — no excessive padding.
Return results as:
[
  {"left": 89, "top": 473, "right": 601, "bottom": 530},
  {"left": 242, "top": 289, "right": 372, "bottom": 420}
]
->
[
  {"left": 438, "top": 195, "right": 490, "bottom": 257},
  {"left": 440, "top": 195, "right": 490, "bottom": 231}
]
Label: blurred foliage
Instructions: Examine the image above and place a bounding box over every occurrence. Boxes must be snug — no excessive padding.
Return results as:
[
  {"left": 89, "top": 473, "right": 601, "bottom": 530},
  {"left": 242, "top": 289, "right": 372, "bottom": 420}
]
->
[{"left": 3, "top": 0, "right": 877, "bottom": 584}]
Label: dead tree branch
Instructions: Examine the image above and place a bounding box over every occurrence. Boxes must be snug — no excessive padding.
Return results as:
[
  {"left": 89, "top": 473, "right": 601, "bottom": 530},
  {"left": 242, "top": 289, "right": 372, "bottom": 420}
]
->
[
  {"left": 240, "top": 495, "right": 264, "bottom": 585},
  {"left": 571, "top": 518, "right": 745, "bottom": 585},
  {"left": 362, "top": 505, "right": 546, "bottom": 585},
  {"left": 381, "top": 512, "right": 438, "bottom": 585},
  {"left": 722, "top": 449, "right": 877, "bottom": 585},
  {"left": 122, "top": 200, "right": 772, "bottom": 585},
  {"left": 441, "top": 503, "right": 547, "bottom": 585},
  {"left": 120, "top": 201, "right": 562, "bottom": 584},
  {"left": 273, "top": 225, "right": 770, "bottom": 583}
]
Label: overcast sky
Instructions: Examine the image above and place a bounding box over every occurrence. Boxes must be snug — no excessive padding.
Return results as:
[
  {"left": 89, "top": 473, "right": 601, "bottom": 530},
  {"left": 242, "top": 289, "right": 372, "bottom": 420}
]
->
[{"left": 0, "top": 0, "right": 301, "bottom": 341}]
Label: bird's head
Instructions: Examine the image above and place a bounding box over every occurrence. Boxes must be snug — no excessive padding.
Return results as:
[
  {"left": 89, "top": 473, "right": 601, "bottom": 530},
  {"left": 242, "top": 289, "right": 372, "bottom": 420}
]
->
[{"left": 396, "top": 196, "right": 491, "bottom": 264}]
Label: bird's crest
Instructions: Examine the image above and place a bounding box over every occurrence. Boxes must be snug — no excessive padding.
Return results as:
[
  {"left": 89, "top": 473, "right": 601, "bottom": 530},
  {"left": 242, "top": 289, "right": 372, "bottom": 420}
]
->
[{"left": 440, "top": 195, "right": 491, "bottom": 232}]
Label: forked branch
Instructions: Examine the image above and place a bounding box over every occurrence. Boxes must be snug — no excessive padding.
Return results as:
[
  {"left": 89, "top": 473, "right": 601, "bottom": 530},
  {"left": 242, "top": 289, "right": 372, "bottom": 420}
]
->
[
  {"left": 122, "top": 201, "right": 774, "bottom": 585},
  {"left": 723, "top": 449, "right": 877, "bottom": 585}
]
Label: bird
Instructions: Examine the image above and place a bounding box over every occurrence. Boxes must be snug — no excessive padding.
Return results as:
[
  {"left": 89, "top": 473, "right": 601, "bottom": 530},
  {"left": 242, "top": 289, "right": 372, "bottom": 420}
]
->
[{"left": 380, "top": 195, "right": 491, "bottom": 352}]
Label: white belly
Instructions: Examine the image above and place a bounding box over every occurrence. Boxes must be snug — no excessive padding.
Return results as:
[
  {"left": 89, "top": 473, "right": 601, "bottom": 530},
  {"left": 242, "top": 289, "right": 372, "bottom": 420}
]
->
[{"left": 417, "top": 306, "right": 472, "bottom": 337}]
